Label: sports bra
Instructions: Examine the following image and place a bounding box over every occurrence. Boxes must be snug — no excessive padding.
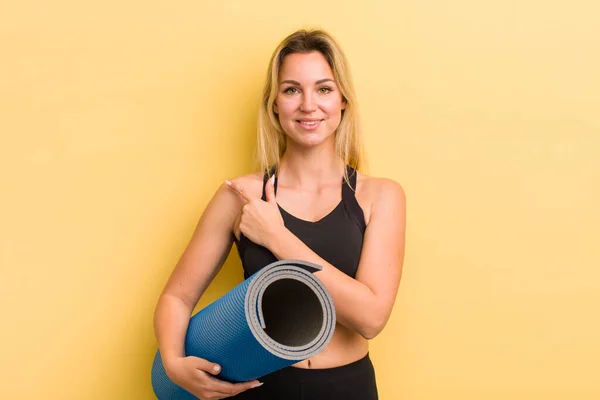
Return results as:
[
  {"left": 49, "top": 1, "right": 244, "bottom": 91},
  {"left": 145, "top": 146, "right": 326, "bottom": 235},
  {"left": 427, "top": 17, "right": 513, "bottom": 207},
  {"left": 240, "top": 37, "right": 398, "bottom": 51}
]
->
[{"left": 234, "top": 165, "right": 366, "bottom": 279}]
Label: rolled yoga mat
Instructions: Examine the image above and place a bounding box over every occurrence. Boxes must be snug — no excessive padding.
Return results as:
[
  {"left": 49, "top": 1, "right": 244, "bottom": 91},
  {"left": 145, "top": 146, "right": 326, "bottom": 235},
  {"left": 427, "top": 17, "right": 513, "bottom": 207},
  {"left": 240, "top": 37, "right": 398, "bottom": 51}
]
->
[{"left": 151, "top": 259, "right": 336, "bottom": 400}]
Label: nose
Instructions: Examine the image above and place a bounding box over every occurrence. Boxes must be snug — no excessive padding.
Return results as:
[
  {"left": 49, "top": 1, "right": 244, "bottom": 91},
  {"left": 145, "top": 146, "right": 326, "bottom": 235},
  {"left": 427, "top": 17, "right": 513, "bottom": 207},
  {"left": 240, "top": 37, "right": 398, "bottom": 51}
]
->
[{"left": 299, "top": 92, "right": 317, "bottom": 113}]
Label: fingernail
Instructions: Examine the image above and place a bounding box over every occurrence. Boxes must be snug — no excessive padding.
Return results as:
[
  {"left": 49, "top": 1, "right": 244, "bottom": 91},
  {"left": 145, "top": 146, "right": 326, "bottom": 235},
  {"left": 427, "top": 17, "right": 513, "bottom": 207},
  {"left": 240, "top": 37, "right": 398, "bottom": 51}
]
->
[
  {"left": 213, "top": 365, "right": 221, "bottom": 372},
  {"left": 225, "top": 180, "right": 232, "bottom": 186},
  {"left": 250, "top": 382, "right": 263, "bottom": 389}
]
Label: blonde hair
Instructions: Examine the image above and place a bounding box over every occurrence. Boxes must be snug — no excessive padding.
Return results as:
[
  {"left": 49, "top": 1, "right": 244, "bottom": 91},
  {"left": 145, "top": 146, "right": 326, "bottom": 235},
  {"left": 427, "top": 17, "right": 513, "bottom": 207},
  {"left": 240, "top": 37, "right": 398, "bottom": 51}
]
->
[{"left": 256, "top": 29, "right": 365, "bottom": 178}]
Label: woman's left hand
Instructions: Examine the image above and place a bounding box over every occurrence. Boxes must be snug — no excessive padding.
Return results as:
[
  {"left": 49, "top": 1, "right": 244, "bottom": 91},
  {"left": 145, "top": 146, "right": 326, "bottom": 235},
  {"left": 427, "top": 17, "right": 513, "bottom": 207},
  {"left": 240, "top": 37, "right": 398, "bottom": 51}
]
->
[{"left": 227, "top": 176, "right": 285, "bottom": 248}]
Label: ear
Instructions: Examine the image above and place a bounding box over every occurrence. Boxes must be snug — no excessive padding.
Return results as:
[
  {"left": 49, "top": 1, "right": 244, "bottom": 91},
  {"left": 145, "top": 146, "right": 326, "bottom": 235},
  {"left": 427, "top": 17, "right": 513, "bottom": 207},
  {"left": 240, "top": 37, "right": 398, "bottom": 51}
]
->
[
  {"left": 273, "top": 101, "right": 279, "bottom": 114},
  {"left": 341, "top": 98, "right": 347, "bottom": 110}
]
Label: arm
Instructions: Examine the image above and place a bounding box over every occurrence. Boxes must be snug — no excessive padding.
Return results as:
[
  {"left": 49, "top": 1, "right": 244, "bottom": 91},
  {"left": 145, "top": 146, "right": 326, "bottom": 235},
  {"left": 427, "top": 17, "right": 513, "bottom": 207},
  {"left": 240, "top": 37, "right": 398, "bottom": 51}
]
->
[
  {"left": 153, "top": 183, "right": 261, "bottom": 397},
  {"left": 153, "top": 183, "right": 239, "bottom": 364},
  {"left": 268, "top": 179, "right": 406, "bottom": 339}
]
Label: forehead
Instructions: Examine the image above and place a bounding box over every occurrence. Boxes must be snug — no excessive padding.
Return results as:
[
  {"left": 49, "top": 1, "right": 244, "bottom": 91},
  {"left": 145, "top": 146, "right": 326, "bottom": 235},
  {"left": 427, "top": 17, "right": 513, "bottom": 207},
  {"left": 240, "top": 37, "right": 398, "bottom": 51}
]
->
[{"left": 279, "top": 52, "right": 334, "bottom": 82}]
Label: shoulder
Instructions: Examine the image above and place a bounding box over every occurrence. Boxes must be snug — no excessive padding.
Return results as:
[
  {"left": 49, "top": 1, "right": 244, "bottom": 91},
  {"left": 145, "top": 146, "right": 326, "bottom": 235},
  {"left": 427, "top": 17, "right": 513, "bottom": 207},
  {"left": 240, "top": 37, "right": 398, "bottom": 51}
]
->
[
  {"left": 212, "top": 171, "right": 265, "bottom": 211},
  {"left": 226, "top": 171, "right": 264, "bottom": 197},
  {"left": 355, "top": 172, "right": 406, "bottom": 224},
  {"left": 358, "top": 173, "right": 405, "bottom": 199}
]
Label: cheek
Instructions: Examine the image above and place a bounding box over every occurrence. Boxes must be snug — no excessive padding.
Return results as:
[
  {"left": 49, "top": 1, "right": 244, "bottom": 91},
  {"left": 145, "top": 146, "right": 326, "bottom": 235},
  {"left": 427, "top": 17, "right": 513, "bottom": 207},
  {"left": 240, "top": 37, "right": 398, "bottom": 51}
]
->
[
  {"left": 323, "top": 99, "right": 345, "bottom": 116},
  {"left": 322, "top": 91, "right": 344, "bottom": 111},
  {"left": 276, "top": 98, "right": 296, "bottom": 118}
]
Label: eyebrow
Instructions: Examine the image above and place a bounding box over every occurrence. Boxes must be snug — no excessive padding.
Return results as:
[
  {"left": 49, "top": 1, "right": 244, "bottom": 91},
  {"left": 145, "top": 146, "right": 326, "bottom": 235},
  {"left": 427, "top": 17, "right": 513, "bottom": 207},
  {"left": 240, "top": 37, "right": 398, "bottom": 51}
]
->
[{"left": 280, "top": 78, "right": 335, "bottom": 85}]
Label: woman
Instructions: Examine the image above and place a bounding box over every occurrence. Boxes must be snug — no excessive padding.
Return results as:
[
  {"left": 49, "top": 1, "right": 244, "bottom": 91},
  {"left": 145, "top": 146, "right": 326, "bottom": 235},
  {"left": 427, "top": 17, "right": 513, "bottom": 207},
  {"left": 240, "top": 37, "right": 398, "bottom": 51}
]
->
[{"left": 154, "top": 28, "right": 406, "bottom": 400}]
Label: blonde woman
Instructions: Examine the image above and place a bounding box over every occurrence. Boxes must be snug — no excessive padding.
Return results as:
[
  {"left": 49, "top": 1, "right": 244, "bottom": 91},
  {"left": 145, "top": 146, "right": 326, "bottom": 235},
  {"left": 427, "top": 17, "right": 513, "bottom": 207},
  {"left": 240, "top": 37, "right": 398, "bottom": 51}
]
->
[{"left": 154, "top": 28, "right": 406, "bottom": 400}]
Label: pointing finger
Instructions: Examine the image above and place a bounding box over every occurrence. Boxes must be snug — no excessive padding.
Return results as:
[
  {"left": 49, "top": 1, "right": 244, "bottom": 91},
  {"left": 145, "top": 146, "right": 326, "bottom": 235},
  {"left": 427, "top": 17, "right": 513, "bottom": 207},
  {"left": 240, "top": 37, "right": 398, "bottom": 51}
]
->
[{"left": 226, "top": 180, "right": 253, "bottom": 203}]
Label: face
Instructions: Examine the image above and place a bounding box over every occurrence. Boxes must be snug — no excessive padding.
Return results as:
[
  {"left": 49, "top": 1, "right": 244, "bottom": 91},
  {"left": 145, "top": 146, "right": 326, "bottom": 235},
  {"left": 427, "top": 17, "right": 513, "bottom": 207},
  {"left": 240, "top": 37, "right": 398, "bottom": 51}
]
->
[{"left": 274, "top": 51, "right": 346, "bottom": 149}]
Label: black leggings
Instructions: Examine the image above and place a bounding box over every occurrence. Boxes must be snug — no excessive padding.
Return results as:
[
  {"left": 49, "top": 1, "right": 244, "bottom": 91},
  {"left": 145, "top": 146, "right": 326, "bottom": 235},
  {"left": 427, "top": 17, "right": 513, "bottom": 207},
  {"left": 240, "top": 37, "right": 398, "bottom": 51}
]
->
[{"left": 230, "top": 353, "right": 378, "bottom": 400}]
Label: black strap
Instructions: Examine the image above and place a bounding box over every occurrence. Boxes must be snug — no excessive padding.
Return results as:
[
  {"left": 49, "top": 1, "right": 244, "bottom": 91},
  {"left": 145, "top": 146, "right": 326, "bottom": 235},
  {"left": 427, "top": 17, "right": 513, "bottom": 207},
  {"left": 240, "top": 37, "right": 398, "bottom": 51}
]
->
[{"left": 342, "top": 165, "right": 367, "bottom": 234}]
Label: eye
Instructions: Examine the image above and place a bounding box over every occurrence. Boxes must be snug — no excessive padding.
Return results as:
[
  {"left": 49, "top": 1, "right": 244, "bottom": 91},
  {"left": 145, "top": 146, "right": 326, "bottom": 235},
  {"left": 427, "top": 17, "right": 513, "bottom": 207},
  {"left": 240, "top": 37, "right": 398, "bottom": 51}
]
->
[
  {"left": 283, "top": 87, "right": 299, "bottom": 94},
  {"left": 319, "top": 86, "right": 333, "bottom": 94}
]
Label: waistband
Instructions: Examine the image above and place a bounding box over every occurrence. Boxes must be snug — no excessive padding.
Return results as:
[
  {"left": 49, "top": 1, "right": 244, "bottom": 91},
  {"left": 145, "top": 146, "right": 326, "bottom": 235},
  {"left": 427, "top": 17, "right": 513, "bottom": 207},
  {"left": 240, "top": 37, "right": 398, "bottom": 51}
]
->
[{"left": 271, "top": 353, "right": 374, "bottom": 382}]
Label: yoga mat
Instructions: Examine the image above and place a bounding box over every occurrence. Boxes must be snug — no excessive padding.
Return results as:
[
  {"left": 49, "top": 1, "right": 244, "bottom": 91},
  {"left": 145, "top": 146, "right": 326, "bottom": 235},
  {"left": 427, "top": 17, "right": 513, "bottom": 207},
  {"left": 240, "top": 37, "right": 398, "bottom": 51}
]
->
[{"left": 151, "top": 259, "right": 336, "bottom": 400}]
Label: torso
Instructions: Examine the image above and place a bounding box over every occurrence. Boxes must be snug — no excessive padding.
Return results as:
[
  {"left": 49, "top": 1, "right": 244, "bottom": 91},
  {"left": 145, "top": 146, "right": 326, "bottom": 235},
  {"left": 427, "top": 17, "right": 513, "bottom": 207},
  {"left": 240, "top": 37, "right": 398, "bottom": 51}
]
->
[{"left": 232, "top": 166, "right": 377, "bottom": 369}]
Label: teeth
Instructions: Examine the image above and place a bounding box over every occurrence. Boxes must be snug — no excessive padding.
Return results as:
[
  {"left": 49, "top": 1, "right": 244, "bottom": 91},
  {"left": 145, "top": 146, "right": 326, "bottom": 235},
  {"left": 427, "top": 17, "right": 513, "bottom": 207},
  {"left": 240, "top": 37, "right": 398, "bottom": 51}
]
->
[{"left": 300, "top": 121, "right": 319, "bottom": 125}]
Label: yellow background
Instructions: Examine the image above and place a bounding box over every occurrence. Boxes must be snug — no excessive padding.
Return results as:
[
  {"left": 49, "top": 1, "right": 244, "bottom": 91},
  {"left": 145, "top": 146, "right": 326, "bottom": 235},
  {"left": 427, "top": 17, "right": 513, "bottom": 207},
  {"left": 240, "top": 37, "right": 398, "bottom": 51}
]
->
[{"left": 1, "top": 0, "right": 599, "bottom": 399}]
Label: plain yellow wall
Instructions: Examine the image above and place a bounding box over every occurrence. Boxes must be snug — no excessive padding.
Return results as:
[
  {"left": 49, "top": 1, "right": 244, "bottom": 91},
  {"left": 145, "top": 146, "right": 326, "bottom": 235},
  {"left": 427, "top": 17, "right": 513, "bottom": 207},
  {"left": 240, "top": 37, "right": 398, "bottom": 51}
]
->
[{"left": 1, "top": 0, "right": 599, "bottom": 399}]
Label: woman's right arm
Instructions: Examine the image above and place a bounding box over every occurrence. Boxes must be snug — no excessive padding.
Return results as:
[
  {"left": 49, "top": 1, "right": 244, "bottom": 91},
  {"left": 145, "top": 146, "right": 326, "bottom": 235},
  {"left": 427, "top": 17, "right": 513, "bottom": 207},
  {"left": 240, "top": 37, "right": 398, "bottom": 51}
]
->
[{"left": 153, "top": 182, "right": 260, "bottom": 399}]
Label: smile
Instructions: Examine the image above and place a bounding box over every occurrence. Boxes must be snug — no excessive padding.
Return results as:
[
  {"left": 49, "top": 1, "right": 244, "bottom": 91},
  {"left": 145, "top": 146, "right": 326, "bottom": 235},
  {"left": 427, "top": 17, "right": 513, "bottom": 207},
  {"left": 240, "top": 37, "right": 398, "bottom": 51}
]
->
[{"left": 296, "top": 120, "right": 323, "bottom": 130}]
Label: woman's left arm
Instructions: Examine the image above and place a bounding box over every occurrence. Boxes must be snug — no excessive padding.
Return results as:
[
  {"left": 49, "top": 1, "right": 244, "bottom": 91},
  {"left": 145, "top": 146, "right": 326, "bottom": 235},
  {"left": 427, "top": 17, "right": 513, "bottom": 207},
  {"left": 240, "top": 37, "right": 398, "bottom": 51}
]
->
[
  {"left": 271, "top": 179, "right": 405, "bottom": 339},
  {"left": 228, "top": 177, "right": 406, "bottom": 340}
]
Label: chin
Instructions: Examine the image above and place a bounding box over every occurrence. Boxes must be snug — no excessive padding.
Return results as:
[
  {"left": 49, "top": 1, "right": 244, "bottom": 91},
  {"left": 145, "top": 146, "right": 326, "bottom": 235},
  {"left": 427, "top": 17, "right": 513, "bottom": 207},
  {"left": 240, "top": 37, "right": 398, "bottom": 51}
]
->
[{"left": 288, "top": 132, "right": 334, "bottom": 148}]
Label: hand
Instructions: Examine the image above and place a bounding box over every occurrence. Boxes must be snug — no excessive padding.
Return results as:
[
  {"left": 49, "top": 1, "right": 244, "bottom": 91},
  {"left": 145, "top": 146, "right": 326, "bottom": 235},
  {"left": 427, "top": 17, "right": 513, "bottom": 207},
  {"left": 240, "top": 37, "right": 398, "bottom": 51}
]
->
[
  {"left": 165, "top": 356, "right": 262, "bottom": 400},
  {"left": 227, "top": 176, "right": 285, "bottom": 249}
]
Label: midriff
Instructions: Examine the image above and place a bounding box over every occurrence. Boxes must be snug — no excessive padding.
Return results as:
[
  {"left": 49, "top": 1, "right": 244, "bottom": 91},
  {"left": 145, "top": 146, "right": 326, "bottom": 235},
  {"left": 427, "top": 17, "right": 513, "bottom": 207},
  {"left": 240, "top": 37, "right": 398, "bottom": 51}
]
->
[{"left": 291, "top": 323, "right": 369, "bottom": 369}]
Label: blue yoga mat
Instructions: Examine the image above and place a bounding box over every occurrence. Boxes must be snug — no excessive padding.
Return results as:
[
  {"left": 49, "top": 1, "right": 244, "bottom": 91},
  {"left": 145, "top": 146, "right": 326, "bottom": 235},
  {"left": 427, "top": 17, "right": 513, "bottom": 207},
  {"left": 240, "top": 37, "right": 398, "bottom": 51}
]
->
[{"left": 151, "top": 259, "right": 336, "bottom": 400}]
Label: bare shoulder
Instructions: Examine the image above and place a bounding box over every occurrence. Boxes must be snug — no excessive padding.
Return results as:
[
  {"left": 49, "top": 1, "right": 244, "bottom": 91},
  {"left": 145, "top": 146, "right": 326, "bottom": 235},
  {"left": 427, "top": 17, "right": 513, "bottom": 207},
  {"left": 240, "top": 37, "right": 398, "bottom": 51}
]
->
[
  {"left": 356, "top": 172, "right": 406, "bottom": 224},
  {"left": 206, "top": 171, "right": 264, "bottom": 217},
  {"left": 226, "top": 171, "right": 264, "bottom": 200},
  {"left": 358, "top": 173, "right": 405, "bottom": 198}
]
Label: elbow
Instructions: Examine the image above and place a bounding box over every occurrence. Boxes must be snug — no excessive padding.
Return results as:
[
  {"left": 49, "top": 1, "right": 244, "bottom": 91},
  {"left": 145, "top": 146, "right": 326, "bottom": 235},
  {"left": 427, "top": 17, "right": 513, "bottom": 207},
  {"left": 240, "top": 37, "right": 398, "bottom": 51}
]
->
[
  {"left": 359, "top": 326, "right": 384, "bottom": 340},
  {"left": 357, "top": 315, "right": 388, "bottom": 340}
]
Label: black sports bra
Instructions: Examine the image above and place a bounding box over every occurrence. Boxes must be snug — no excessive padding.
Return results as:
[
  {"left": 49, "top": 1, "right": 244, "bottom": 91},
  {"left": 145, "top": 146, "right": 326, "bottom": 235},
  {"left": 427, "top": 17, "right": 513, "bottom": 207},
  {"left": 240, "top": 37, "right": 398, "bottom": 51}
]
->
[{"left": 234, "top": 165, "right": 366, "bottom": 279}]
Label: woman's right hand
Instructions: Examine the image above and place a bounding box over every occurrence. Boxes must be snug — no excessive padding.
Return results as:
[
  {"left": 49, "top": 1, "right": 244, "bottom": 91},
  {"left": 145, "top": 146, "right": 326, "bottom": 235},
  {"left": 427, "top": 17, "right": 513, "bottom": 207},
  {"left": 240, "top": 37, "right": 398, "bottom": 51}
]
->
[{"left": 165, "top": 356, "right": 262, "bottom": 400}]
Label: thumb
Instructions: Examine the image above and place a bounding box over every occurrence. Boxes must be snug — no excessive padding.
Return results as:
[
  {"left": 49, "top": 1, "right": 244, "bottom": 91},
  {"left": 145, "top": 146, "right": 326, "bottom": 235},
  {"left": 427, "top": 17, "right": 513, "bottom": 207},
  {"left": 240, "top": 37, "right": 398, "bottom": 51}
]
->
[
  {"left": 265, "top": 175, "right": 276, "bottom": 204},
  {"left": 193, "top": 357, "right": 221, "bottom": 375}
]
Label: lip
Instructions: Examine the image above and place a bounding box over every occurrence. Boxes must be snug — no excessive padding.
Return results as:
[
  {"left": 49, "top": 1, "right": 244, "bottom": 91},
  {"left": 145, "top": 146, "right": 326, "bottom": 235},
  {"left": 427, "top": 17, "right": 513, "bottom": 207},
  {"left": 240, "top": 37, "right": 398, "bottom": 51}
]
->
[{"left": 296, "top": 119, "right": 323, "bottom": 130}]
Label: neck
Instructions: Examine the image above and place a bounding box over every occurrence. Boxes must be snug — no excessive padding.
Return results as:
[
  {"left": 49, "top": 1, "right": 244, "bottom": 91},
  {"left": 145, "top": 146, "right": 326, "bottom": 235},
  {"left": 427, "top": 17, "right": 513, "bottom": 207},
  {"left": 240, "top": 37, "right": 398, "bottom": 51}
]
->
[{"left": 279, "top": 141, "right": 345, "bottom": 188}]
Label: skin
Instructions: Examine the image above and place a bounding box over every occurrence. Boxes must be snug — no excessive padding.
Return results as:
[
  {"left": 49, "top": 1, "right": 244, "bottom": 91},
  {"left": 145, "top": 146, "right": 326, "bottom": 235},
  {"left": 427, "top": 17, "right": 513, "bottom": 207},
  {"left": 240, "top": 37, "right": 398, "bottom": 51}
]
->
[{"left": 153, "top": 51, "right": 406, "bottom": 399}]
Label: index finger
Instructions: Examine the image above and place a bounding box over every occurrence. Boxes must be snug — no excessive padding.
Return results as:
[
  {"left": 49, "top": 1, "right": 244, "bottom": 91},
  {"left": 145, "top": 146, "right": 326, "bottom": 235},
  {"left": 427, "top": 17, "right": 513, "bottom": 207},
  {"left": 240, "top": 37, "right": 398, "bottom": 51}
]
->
[{"left": 225, "top": 180, "right": 253, "bottom": 203}]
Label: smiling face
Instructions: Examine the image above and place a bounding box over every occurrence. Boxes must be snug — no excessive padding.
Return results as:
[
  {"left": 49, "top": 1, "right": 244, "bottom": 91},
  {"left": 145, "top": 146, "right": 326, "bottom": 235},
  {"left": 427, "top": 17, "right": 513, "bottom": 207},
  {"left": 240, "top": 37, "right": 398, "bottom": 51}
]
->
[{"left": 274, "top": 51, "right": 346, "bottom": 149}]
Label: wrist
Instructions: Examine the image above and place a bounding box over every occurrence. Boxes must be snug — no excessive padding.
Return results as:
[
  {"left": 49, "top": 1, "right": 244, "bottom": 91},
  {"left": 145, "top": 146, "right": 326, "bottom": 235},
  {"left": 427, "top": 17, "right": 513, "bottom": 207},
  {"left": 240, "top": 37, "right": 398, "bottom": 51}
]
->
[
  {"left": 162, "top": 353, "right": 183, "bottom": 375},
  {"left": 269, "top": 225, "right": 292, "bottom": 258}
]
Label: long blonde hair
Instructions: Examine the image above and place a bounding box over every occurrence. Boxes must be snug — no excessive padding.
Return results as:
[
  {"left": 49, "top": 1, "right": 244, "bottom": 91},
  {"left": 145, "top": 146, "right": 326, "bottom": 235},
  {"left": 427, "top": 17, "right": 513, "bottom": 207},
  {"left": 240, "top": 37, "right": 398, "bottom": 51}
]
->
[{"left": 256, "top": 29, "right": 365, "bottom": 177}]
